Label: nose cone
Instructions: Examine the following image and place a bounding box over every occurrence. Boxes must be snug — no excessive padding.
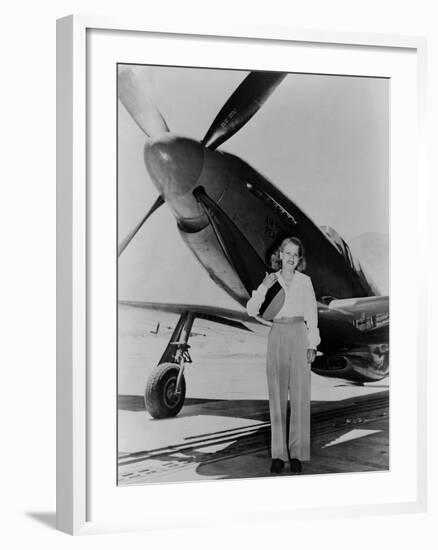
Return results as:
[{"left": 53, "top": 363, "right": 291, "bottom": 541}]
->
[{"left": 144, "top": 134, "right": 204, "bottom": 199}]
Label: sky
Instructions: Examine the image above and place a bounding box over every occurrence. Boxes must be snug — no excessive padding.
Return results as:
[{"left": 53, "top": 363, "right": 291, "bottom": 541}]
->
[{"left": 118, "top": 66, "right": 389, "bottom": 306}]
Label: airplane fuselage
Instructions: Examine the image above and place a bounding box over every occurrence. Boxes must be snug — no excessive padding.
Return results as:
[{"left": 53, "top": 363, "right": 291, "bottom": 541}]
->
[{"left": 144, "top": 134, "right": 377, "bottom": 307}]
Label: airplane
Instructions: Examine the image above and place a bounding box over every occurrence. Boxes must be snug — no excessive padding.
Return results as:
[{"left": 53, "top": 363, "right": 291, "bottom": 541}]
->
[{"left": 118, "top": 66, "right": 389, "bottom": 419}]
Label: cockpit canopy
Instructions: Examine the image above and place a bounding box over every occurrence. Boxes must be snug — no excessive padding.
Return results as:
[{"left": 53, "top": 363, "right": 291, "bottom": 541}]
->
[{"left": 320, "top": 225, "right": 362, "bottom": 272}]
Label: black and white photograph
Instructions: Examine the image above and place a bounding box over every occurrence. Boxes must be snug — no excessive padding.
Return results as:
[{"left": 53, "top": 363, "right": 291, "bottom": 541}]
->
[{"left": 117, "top": 64, "right": 389, "bottom": 486}]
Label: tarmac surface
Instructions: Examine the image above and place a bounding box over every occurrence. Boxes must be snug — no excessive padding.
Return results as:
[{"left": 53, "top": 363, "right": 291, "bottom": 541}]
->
[{"left": 118, "top": 304, "right": 389, "bottom": 485}]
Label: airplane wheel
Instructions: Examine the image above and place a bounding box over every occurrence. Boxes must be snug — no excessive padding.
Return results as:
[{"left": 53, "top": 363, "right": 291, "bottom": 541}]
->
[{"left": 144, "top": 362, "right": 186, "bottom": 419}]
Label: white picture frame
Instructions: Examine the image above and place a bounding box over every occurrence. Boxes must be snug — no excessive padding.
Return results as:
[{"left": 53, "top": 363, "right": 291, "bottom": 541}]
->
[{"left": 56, "top": 14, "right": 428, "bottom": 535}]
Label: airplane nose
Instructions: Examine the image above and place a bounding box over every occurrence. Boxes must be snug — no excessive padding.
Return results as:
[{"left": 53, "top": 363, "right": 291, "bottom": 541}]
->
[{"left": 144, "top": 134, "right": 204, "bottom": 203}]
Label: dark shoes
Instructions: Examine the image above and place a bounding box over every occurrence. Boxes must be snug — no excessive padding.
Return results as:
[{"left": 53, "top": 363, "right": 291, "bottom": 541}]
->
[
  {"left": 270, "top": 459, "right": 285, "bottom": 474},
  {"left": 270, "top": 458, "right": 303, "bottom": 474},
  {"left": 289, "top": 458, "right": 303, "bottom": 474}
]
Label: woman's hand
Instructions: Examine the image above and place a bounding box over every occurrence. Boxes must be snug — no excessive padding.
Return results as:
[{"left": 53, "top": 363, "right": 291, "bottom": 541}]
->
[
  {"left": 262, "top": 272, "right": 278, "bottom": 289},
  {"left": 307, "top": 349, "right": 316, "bottom": 364}
]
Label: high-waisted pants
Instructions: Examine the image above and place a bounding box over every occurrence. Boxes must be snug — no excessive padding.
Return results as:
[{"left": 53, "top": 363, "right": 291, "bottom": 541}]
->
[{"left": 266, "top": 317, "right": 310, "bottom": 462}]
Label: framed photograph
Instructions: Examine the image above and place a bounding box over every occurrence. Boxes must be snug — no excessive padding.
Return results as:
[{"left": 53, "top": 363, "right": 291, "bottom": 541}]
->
[{"left": 57, "top": 15, "right": 427, "bottom": 535}]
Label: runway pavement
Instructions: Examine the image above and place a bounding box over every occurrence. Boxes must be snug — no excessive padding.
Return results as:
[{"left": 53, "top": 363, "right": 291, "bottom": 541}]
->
[{"left": 118, "top": 304, "right": 389, "bottom": 485}]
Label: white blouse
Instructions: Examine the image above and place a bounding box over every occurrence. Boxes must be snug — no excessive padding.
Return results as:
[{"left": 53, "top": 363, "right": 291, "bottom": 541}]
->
[{"left": 246, "top": 270, "right": 321, "bottom": 349}]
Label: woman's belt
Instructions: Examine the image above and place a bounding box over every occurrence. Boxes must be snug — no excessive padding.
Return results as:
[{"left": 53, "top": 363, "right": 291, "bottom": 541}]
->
[{"left": 272, "top": 316, "right": 304, "bottom": 324}]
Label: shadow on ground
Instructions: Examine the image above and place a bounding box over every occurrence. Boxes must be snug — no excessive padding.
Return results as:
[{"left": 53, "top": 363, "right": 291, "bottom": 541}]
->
[
  {"left": 118, "top": 395, "right": 224, "bottom": 412},
  {"left": 118, "top": 392, "right": 388, "bottom": 423},
  {"left": 25, "top": 511, "right": 57, "bottom": 530},
  {"left": 119, "top": 409, "right": 389, "bottom": 485}
]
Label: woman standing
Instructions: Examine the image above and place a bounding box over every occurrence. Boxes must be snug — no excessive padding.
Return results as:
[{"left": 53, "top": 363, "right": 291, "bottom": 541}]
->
[{"left": 246, "top": 237, "right": 320, "bottom": 474}]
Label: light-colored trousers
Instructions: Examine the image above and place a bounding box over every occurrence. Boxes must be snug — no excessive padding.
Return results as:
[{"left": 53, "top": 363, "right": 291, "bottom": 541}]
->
[{"left": 266, "top": 317, "right": 311, "bottom": 461}]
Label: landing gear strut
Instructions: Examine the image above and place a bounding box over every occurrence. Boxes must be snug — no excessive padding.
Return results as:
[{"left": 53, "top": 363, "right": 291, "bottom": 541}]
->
[
  {"left": 144, "top": 312, "right": 194, "bottom": 419},
  {"left": 143, "top": 308, "right": 251, "bottom": 419}
]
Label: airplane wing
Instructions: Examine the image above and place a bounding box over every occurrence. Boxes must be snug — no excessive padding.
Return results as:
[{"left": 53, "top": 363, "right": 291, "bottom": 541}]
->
[
  {"left": 120, "top": 296, "right": 389, "bottom": 383},
  {"left": 328, "top": 295, "right": 389, "bottom": 330},
  {"left": 328, "top": 295, "right": 388, "bottom": 315},
  {"left": 120, "top": 295, "right": 389, "bottom": 343},
  {"left": 317, "top": 295, "right": 389, "bottom": 353},
  {"left": 118, "top": 300, "right": 262, "bottom": 332}
]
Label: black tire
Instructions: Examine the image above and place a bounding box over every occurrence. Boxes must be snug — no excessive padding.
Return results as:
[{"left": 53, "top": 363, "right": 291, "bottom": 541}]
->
[{"left": 144, "top": 363, "right": 186, "bottom": 419}]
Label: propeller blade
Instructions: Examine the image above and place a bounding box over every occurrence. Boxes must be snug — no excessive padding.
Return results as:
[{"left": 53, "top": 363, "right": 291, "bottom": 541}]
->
[
  {"left": 118, "top": 195, "right": 165, "bottom": 257},
  {"left": 201, "top": 71, "right": 287, "bottom": 150},
  {"left": 118, "top": 66, "right": 169, "bottom": 137}
]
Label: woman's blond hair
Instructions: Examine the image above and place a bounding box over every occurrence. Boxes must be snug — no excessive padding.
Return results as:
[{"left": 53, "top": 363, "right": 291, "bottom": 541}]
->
[{"left": 270, "top": 236, "right": 306, "bottom": 272}]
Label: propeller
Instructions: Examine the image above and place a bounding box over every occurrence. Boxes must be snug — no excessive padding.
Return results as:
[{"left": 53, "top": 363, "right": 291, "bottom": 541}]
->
[
  {"left": 118, "top": 66, "right": 169, "bottom": 137},
  {"left": 201, "top": 71, "right": 287, "bottom": 150},
  {"left": 118, "top": 68, "right": 287, "bottom": 256},
  {"left": 118, "top": 195, "right": 165, "bottom": 257}
]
